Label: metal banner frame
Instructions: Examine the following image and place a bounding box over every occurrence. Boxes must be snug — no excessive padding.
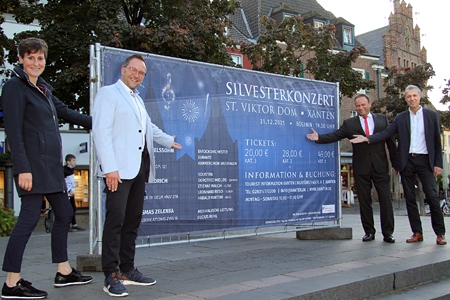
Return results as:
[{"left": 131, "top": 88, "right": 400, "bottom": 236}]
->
[{"left": 88, "top": 44, "right": 342, "bottom": 252}]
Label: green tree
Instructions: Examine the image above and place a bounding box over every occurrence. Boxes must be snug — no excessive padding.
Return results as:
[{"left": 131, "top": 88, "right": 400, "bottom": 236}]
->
[
  {"left": 0, "top": 0, "right": 23, "bottom": 76},
  {"left": 371, "top": 64, "right": 435, "bottom": 121},
  {"left": 438, "top": 79, "right": 450, "bottom": 128},
  {"left": 439, "top": 79, "right": 450, "bottom": 108},
  {"left": 239, "top": 15, "right": 375, "bottom": 99},
  {"left": 96, "top": 0, "right": 239, "bottom": 64},
  {"left": 0, "top": 8, "right": 8, "bottom": 73},
  {"left": 2, "top": 0, "right": 239, "bottom": 113},
  {"left": 308, "top": 46, "right": 374, "bottom": 99}
]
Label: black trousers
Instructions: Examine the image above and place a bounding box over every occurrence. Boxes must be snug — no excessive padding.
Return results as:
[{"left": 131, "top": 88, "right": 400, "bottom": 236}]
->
[
  {"left": 3, "top": 192, "right": 73, "bottom": 272},
  {"left": 102, "top": 157, "right": 146, "bottom": 275},
  {"left": 69, "top": 196, "right": 77, "bottom": 225},
  {"left": 400, "top": 155, "right": 445, "bottom": 236},
  {"left": 354, "top": 169, "right": 394, "bottom": 237}
]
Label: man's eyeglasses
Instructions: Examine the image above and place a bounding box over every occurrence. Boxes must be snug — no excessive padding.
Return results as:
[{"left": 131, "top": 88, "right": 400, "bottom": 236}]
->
[{"left": 124, "top": 66, "right": 146, "bottom": 77}]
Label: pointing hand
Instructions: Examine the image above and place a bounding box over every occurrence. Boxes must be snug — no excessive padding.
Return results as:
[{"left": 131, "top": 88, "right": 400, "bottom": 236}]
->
[{"left": 306, "top": 128, "right": 319, "bottom": 141}]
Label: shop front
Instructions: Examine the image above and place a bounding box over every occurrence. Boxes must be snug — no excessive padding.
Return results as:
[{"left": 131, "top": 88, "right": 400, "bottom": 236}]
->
[
  {"left": 0, "top": 128, "right": 91, "bottom": 212},
  {"left": 340, "top": 152, "right": 355, "bottom": 205},
  {"left": 73, "top": 169, "right": 90, "bottom": 208},
  {"left": 0, "top": 170, "right": 4, "bottom": 207}
]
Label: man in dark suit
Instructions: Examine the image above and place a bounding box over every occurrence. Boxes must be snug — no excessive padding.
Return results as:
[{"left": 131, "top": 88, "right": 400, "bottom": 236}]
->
[
  {"left": 351, "top": 85, "right": 446, "bottom": 245},
  {"left": 307, "top": 94, "right": 396, "bottom": 243}
]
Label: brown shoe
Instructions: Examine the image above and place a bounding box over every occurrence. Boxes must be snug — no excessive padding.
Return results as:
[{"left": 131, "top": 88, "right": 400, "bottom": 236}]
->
[
  {"left": 406, "top": 233, "right": 423, "bottom": 243},
  {"left": 436, "top": 235, "right": 447, "bottom": 245}
]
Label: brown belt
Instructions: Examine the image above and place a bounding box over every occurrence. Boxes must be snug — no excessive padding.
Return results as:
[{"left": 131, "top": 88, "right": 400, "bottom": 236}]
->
[{"left": 409, "top": 153, "right": 427, "bottom": 157}]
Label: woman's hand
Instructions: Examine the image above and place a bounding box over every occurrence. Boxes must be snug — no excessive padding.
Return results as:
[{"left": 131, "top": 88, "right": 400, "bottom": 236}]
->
[{"left": 18, "top": 172, "right": 33, "bottom": 191}]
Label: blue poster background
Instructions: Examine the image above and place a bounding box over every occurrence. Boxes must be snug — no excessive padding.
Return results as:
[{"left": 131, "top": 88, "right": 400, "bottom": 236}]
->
[{"left": 100, "top": 48, "right": 340, "bottom": 238}]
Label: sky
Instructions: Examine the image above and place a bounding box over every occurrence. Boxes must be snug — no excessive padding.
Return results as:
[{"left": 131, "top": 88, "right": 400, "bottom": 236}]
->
[{"left": 317, "top": 0, "right": 450, "bottom": 111}]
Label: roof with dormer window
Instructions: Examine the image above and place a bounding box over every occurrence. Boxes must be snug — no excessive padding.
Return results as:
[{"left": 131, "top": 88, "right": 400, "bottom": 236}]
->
[
  {"left": 228, "top": 0, "right": 368, "bottom": 52},
  {"left": 356, "top": 26, "right": 389, "bottom": 65},
  {"left": 229, "top": 0, "right": 336, "bottom": 41}
]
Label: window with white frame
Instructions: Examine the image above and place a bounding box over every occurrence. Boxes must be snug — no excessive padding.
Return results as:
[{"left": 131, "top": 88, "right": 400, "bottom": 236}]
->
[
  {"left": 343, "top": 27, "right": 353, "bottom": 44},
  {"left": 353, "top": 68, "right": 366, "bottom": 94},
  {"left": 283, "top": 13, "right": 296, "bottom": 20},
  {"left": 231, "top": 54, "right": 243, "bottom": 67},
  {"left": 350, "top": 111, "right": 357, "bottom": 117},
  {"left": 314, "top": 20, "right": 325, "bottom": 29}
]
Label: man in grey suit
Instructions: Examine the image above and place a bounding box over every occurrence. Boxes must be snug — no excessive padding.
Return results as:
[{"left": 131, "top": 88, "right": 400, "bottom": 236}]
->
[
  {"left": 93, "top": 54, "right": 182, "bottom": 297},
  {"left": 351, "top": 85, "right": 446, "bottom": 245},
  {"left": 307, "top": 94, "right": 396, "bottom": 243}
]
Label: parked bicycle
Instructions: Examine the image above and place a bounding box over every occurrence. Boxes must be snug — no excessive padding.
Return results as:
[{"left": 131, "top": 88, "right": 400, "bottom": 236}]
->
[
  {"left": 424, "top": 199, "right": 450, "bottom": 216},
  {"left": 43, "top": 206, "right": 55, "bottom": 233},
  {"left": 441, "top": 198, "right": 450, "bottom": 216}
]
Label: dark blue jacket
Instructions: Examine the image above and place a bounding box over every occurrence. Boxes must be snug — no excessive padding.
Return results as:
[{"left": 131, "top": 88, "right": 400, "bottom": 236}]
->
[
  {"left": 368, "top": 108, "right": 442, "bottom": 172},
  {"left": 1, "top": 66, "right": 91, "bottom": 196}
]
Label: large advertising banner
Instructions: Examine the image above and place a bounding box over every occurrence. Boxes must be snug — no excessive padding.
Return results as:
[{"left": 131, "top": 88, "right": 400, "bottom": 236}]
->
[{"left": 100, "top": 48, "right": 339, "bottom": 238}]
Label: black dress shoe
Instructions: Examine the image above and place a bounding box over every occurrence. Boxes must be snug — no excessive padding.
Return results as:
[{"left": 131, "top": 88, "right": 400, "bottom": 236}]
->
[
  {"left": 383, "top": 234, "right": 395, "bottom": 243},
  {"left": 362, "top": 233, "right": 375, "bottom": 242}
]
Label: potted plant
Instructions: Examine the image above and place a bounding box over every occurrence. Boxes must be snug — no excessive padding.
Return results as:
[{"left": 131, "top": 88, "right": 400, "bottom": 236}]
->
[
  {"left": 0, "top": 207, "right": 17, "bottom": 236},
  {"left": 0, "top": 152, "right": 12, "bottom": 167}
]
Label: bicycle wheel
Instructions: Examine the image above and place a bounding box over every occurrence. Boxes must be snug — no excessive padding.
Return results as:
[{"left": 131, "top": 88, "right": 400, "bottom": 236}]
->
[
  {"left": 45, "top": 208, "right": 55, "bottom": 233},
  {"left": 443, "top": 204, "right": 450, "bottom": 216},
  {"left": 44, "top": 216, "right": 50, "bottom": 233}
]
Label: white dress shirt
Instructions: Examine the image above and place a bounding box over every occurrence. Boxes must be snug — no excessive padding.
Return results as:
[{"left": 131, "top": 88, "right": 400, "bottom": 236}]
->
[
  {"left": 409, "top": 106, "right": 428, "bottom": 154},
  {"left": 119, "top": 80, "right": 147, "bottom": 150}
]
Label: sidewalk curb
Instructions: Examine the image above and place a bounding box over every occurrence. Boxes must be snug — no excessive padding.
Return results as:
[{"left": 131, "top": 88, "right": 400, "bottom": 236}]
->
[{"left": 296, "top": 227, "right": 353, "bottom": 240}]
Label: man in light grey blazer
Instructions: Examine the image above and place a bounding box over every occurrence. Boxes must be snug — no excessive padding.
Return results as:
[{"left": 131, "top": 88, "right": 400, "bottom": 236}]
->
[{"left": 92, "top": 54, "right": 182, "bottom": 297}]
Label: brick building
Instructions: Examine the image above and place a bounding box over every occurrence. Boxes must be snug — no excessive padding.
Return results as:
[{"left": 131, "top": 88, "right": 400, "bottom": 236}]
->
[{"left": 227, "top": 0, "right": 427, "bottom": 193}]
